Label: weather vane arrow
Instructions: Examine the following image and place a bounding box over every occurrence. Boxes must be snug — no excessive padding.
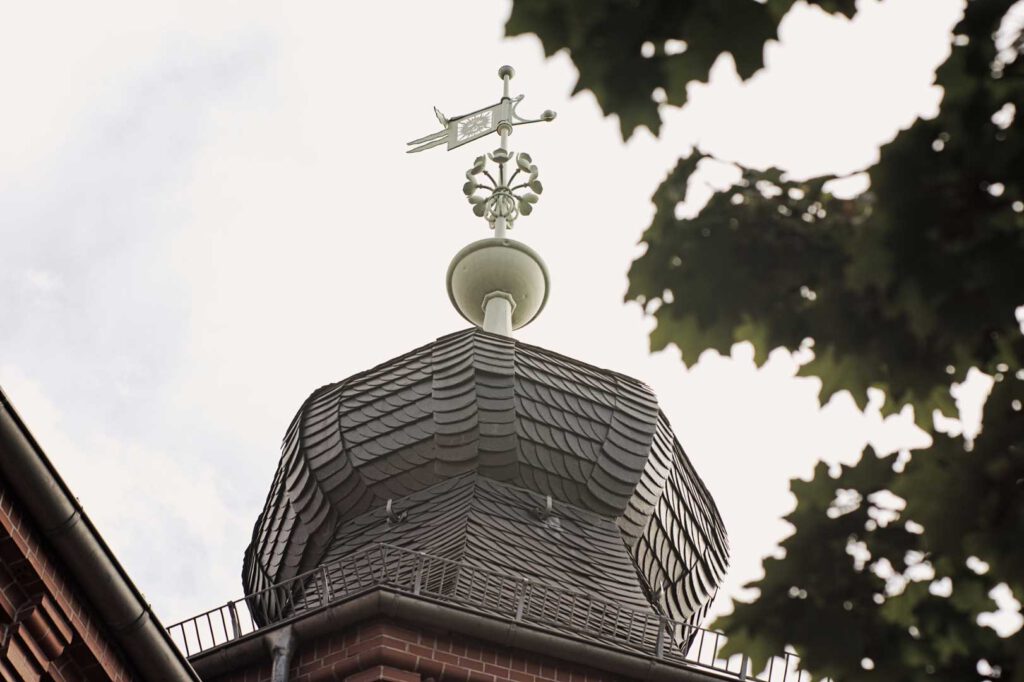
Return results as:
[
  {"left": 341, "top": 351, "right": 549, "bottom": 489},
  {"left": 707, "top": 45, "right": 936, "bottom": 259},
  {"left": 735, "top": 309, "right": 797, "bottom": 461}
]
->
[{"left": 406, "top": 65, "right": 556, "bottom": 154}]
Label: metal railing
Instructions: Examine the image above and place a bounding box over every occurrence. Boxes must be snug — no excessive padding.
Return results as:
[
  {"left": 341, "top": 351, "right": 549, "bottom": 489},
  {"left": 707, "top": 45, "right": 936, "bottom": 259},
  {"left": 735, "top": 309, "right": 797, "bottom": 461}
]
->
[{"left": 166, "top": 544, "right": 815, "bottom": 681}]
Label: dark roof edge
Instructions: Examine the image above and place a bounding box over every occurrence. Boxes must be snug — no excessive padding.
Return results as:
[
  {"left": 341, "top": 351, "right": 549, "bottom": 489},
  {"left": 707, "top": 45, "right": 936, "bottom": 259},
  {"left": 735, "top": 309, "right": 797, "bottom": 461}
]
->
[
  {"left": 318, "top": 327, "right": 655, "bottom": 403},
  {"left": 189, "top": 588, "right": 738, "bottom": 682},
  {"left": 0, "top": 386, "right": 199, "bottom": 682}
]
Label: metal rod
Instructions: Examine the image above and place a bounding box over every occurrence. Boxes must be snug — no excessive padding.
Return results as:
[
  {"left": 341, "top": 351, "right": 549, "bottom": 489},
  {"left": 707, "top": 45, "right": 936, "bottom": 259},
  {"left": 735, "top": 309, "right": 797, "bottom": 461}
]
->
[{"left": 205, "top": 614, "right": 215, "bottom": 649}]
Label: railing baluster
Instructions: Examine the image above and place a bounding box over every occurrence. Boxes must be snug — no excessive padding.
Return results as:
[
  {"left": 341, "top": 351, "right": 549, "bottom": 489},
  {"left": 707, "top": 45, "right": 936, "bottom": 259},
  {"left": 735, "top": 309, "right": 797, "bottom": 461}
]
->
[
  {"left": 190, "top": 619, "right": 200, "bottom": 657},
  {"left": 204, "top": 614, "right": 214, "bottom": 649},
  {"left": 217, "top": 607, "right": 228, "bottom": 644}
]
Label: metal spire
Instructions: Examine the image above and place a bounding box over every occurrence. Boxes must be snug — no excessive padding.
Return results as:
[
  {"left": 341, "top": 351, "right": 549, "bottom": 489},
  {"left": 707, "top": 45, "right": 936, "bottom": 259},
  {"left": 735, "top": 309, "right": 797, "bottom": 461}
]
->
[{"left": 410, "top": 66, "right": 555, "bottom": 337}]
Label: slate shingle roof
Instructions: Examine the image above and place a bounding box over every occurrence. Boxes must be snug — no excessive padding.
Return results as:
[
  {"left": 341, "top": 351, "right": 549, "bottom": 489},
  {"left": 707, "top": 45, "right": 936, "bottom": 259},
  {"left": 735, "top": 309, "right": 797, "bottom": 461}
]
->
[
  {"left": 317, "top": 474, "right": 655, "bottom": 612},
  {"left": 243, "top": 328, "right": 729, "bottom": 628}
]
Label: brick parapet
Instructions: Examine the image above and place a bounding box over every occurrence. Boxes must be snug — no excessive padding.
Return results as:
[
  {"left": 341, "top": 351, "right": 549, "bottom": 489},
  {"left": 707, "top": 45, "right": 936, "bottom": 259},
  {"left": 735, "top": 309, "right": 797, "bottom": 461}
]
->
[{"left": 208, "top": 618, "right": 639, "bottom": 682}]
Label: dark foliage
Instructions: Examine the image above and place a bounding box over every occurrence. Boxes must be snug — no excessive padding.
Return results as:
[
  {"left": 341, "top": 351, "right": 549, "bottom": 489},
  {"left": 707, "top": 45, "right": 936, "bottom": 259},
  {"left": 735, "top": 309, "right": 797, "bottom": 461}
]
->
[{"left": 507, "top": 0, "right": 1024, "bottom": 678}]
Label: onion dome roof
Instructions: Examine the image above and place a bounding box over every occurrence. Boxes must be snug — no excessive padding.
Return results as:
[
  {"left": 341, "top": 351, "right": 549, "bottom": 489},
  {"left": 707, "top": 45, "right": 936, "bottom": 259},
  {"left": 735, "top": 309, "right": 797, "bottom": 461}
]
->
[{"left": 243, "top": 328, "right": 729, "bottom": 627}]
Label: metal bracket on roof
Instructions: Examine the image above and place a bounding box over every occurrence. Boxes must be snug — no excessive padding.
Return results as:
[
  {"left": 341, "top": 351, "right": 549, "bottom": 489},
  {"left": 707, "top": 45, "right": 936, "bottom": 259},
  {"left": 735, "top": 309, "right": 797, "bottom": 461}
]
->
[
  {"left": 533, "top": 495, "right": 561, "bottom": 530},
  {"left": 385, "top": 498, "right": 407, "bottom": 528},
  {"left": 652, "top": 578, "right": 673, "bottom": 606},
  {"left": 534, "top": 495, "right": 553, "bottom": 519}
]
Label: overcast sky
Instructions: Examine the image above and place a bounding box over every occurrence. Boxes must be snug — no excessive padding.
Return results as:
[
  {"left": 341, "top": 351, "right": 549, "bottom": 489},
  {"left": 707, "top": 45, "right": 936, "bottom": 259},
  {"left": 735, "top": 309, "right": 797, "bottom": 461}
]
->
[{"left": 4, "top": 0, "right": 1011, "bottom": 636}]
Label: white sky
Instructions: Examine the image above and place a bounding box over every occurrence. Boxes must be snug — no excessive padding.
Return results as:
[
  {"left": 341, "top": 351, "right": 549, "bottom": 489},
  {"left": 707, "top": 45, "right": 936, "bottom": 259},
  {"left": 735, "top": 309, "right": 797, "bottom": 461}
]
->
[{"left": 2, "top": 0, "right": 1003, "bottom": 634}]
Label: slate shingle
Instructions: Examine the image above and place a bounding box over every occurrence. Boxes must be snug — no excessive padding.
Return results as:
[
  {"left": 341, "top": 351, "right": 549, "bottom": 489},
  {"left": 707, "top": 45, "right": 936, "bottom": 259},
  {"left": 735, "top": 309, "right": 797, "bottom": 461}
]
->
[{"left": 242, "top": 327, "right": 729, "bottom": 636}]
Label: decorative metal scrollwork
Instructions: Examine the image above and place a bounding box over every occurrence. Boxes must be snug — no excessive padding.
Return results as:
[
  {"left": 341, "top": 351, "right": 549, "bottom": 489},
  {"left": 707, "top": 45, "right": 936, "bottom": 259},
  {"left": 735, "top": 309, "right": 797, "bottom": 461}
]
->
[{"left": 462, "top": 149, "right": 543, "bottom": 230}]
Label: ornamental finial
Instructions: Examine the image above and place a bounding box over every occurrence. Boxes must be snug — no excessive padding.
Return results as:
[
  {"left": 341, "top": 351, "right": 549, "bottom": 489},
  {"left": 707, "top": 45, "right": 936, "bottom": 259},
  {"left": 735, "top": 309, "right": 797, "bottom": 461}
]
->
[
  {"left": 411, "top": 66, "right": 554, "bottom": 337},
  {"left": 406, "top": 65, "right": 556, "bottom": 238}
]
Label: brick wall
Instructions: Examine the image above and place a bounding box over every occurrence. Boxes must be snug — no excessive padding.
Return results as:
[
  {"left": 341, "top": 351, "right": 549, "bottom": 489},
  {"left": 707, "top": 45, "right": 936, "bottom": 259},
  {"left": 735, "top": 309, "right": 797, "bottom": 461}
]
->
[
  {"left": 0, "top": 474, "right": 135, "bottom": 681},
  {"left": 209, "top": 618, "right": 639, "bottom": 682}
]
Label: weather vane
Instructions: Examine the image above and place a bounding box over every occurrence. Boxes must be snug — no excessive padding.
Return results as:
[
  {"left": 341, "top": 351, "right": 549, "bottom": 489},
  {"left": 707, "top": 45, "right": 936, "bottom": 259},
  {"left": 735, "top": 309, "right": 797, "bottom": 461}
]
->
[{"left": 406, "top": 65, "right": 556, "bottom": 238}]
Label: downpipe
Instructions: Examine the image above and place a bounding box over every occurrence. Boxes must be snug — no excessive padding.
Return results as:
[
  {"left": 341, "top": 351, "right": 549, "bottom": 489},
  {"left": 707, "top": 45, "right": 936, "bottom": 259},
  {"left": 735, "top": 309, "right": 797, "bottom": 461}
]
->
[{"left": 266, "top": 625, "right": 297, "bottom": 682}]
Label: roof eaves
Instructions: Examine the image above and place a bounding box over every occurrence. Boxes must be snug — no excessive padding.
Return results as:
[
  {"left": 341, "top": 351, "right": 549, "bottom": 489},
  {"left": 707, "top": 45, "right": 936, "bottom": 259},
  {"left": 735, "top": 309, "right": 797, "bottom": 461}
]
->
[{"left": 0, "top": 385, "right": 200, "bottom": 682}]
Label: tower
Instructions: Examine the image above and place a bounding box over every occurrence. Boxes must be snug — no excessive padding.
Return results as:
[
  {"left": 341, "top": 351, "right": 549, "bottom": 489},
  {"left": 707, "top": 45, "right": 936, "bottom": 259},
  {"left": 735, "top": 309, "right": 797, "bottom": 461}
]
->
[{"left": 169, "top": 68, "right": 760, "bottom": 682}]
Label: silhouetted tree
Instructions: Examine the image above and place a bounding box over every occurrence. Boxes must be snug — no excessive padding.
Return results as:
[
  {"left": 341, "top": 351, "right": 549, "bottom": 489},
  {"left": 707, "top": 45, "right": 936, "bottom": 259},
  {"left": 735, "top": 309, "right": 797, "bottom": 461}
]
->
[{"left": 508, "top": 1, "right": 1023, "bottom": 678}]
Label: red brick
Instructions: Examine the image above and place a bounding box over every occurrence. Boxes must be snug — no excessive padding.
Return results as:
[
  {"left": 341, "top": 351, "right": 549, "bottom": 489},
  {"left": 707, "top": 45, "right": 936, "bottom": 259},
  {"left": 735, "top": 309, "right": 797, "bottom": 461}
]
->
[
  {"left": 442, "top": 663, "right": 470, "bottom": 682},
  {"left": 320, "top": 649, "right": 356, "bottom": 668},
  {"left": 408, "top": 644, "right": 434, "bottom": 658},
  {"left": 298, "top": 660, "right": 321, "bottom": 677},
  {"left": 380, "top": 635, "right": 414, "bottom": 651},
  {"left": 484, "top": 663, "right": 510, "bottom": 677},
  {"left": 347, "top": 636, "right": 387, "bottom": 655},
  {"left": 435, "top": 651, "right": 459, "bottom": 665},
  {"left": 346, "top": 665, "right": 383, "bottom": 682},
  {"left": 381, "top": 649, "right": 418, "bottom": 672},
  {"left": 417, "top": 656, "right": 444, "bottom": 680},
  {"left": 380, "top": 623, "right": 421, "bottom": 642},
  {"left": 360, "top": 622, "right": 391, "bottom": 638},
  {"left": 205, "top": 616, "right": 650, "bottom": 682},
  {"left": 345, "top": 665, "right": 420, "bottom": 682}
]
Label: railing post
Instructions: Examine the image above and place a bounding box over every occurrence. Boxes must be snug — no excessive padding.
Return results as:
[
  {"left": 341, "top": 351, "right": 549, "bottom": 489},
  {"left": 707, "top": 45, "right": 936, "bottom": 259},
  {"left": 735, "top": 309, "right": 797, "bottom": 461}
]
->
[
  {"left": 226, "top": 601, "right": 241, "bottom": 640},
  {"left": 739, "top": 654, "right": 749, "bottom": 680},
  {"left": 413, "top": 553, "right": 425, "bottom": 595},
  {"left": 318, "top": 565, "right": 330, "bottom": 607},
  {"left": 655, "top": 616, "right": 667, "bottom": 659},
  {"left": 514, "top": 578, "right": 530, "bottom": 622}
]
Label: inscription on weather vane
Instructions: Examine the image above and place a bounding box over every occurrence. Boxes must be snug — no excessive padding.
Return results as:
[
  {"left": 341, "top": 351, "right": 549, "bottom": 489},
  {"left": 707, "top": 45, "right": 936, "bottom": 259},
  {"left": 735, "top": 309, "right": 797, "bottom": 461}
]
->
[{"left": 406, "top": 65, "right": 556, "bottom": 237}]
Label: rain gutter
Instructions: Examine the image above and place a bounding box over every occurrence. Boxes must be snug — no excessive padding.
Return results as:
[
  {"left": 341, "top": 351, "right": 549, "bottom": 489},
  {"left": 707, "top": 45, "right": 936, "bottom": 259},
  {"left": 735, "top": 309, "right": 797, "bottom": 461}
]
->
[
  {"left": 0, "top": 386, "right": 199, "bottom": 682},
  {"left": 189, "top": 588, "right": 735, "bottom": 682}
]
